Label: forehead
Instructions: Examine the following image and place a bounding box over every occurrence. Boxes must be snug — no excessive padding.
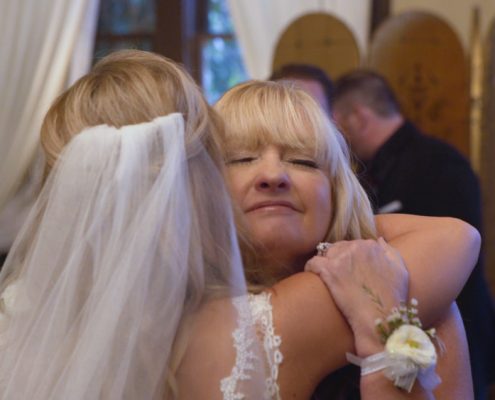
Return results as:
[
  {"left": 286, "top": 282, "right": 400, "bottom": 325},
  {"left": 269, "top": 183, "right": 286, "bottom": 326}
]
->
[
  {"left": 217, "top": 82, "right": 335, "bottom": 166},
  {"left": 223, "top": 106, "right": 319, "bottom": 154}
]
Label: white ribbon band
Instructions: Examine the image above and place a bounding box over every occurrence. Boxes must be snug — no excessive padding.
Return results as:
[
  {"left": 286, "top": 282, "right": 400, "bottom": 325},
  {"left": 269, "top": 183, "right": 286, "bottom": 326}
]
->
[{"left": 346, "top": 351, "right": 441, "bottom": 393}]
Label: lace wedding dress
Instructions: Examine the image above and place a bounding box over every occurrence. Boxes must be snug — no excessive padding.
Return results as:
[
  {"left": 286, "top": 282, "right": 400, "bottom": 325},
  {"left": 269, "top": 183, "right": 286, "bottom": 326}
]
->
[{"left": 220, "top": 292, "right": 283, "bottom": 400}]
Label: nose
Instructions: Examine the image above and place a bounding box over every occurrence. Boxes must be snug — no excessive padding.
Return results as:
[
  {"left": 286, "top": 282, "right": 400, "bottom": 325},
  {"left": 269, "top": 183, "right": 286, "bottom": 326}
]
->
[{"left": 254, "top": 160, "right": 290, "bottom": 192}]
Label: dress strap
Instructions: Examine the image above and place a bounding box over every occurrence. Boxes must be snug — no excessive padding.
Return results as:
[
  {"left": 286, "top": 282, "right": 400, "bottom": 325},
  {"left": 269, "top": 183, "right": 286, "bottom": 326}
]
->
[
  {"left": 220, "top": 292, "right": 283, "bottom": 400},
  {"left": 249, "top": 292, "right": 283, "bottom": 399}
]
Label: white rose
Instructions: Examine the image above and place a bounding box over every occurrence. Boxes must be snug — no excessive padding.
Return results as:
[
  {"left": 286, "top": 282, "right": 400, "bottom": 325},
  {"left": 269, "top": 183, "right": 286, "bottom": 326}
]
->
[{"left": 385, "top": 324, "right": 437, "bottom": 368}]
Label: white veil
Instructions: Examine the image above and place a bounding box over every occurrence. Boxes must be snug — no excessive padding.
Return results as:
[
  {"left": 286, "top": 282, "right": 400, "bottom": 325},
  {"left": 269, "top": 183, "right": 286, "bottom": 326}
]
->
[{"left": 0, "top": 114, "right": 265, "bottom": 399}]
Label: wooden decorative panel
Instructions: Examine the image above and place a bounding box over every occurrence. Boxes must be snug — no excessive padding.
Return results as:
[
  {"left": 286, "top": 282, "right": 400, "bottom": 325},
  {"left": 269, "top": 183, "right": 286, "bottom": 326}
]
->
[
  {"left": 369, "top": 11, "right": 470, "bottom": 157},
  {"left": 481, "top": 18, "right": 495, "bottom": 295},
  {"left": 272, "top": 13, "right": 360, "bottom": 79}
]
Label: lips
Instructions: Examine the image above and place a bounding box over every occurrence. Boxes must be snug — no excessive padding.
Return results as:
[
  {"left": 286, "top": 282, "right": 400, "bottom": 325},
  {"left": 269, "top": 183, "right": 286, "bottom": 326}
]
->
[{"left": 246, "top": 200, "right": 298, "bottom": 212}]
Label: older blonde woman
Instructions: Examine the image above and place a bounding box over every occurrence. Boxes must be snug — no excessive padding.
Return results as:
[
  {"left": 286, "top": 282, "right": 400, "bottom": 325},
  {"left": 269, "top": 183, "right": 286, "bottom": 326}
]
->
[{"left": 214, "top": 80, "right": 478, "bottom": 399}]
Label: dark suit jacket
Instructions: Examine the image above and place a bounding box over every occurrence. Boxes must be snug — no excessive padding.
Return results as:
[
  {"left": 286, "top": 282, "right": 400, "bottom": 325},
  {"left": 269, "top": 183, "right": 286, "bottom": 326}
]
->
[{"left": 313, "top": 121, "right": 495, "bottom": 399}]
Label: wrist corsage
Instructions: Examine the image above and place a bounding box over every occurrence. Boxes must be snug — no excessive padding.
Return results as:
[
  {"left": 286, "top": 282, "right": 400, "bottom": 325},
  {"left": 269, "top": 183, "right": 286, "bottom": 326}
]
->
[{"left": 346, "top": 298, "right": 441, "bottom": 393}]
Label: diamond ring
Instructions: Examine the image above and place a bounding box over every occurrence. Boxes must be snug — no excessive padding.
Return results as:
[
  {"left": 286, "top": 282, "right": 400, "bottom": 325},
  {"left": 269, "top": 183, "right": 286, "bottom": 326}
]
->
[{"left": 316, "top": 242, "right": 332, "bottom": 256}]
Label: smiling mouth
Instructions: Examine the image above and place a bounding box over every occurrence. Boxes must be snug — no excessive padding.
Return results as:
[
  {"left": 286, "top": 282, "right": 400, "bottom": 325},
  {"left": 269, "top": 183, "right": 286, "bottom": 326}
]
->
[{"left": 246, "top": 201, "right": 297, "bottom": 213}]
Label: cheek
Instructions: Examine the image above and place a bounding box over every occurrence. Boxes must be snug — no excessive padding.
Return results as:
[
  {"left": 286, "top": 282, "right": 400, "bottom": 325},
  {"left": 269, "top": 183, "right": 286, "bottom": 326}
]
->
[
  {"left": 310, "top": 179, "right": 332, "bottom": 231},
  {"left": 225, "top": 169, "right": 244, "bottom": 204}
]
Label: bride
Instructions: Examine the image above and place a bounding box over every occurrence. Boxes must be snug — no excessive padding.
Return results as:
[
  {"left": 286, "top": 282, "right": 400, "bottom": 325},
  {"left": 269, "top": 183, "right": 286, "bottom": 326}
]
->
[
  {"left": 0, "top": 49, "right": 267, "bottom": 399},
  {"left": 0, "top": 50, "right": 477, "bottom": 399}
]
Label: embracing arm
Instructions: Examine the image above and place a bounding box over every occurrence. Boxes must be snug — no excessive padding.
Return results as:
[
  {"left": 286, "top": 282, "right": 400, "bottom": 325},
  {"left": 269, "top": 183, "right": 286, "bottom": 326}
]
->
[
  {"left": 270, "top": 212, "right": 480, "bottom": 398},
  {"left": 269, "top": 271, "right": 472, "bottom": 400},
  {"left": 376, "top": 214, "right": 480, "bottom": 327}
]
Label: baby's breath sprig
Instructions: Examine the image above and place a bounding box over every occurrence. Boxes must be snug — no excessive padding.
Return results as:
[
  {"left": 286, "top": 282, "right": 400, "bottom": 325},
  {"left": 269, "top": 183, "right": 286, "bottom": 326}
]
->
[
  {"left": 361, "top": 284, "right": 384, "bottom": 310},
  {"left": 374, "top": 298, "right": 436, "bottom": 344}
]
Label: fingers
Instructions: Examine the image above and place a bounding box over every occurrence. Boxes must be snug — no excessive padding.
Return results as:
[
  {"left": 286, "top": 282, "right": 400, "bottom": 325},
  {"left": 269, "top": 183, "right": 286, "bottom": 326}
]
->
[
  {"left": 307, "top": 238, "right": 405, "bottom": 279},
  {"left": 304, "top": 257, "right": 323, "bottom": 274},
  {"left": 304, "top": 257, "right": 335, "bottom": 282},
  {"left": 378, "top": 237, "right": 408, "bottom": 274},
  {"left": 378, "top": 236, "right": 387, "bottom": 248}
]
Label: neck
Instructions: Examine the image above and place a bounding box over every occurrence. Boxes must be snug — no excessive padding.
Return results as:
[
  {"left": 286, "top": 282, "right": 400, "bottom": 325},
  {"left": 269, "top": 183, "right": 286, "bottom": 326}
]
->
[
  {"left": 363, "top": 114, "right": 404, "bottom": 161},
  {"left": 258, "top": 251, "right": 310, "bottom": 282}
]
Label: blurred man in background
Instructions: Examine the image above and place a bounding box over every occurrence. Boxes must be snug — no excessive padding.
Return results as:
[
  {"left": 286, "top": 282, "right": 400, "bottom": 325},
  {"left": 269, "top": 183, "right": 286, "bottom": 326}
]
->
[{"left": 331, "top": 69, "right": 495, "bottom": 400}]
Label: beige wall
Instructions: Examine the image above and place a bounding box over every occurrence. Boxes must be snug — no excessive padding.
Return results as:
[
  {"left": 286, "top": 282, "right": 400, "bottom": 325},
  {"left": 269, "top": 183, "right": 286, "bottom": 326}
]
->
[{"left": 391, "top": 0, "right": 495, "bottom": 51}]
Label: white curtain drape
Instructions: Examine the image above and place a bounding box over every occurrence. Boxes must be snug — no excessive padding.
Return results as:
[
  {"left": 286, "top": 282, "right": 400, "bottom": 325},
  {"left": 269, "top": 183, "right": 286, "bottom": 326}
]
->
[
  {"left": 0, "top": 0, "right": 98, "bottom": 213},
  {"left": 68, "top": 0, "right": 101, "bottom": 87},
  {"left": 227, "top": 0, "right": 371, "bottom": 79},
  {"left": 0, "top": 0, "right": 100, "bottom": 252}
]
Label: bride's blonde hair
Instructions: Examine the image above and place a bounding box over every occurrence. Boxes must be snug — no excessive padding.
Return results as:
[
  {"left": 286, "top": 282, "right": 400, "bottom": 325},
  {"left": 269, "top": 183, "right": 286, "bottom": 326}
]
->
[{"left": 41, "top": 50, "right": 224, "bottom": 180}]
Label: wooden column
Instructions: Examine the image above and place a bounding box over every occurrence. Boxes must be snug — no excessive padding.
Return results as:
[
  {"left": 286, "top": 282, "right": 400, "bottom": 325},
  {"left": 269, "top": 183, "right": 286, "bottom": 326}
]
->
[
  {"left": 370, "top": 0, "right": 390, "bottom": 36},
  {"left": 155, "top": 0, "right": 183, "bottom": 63},
  {"left": 481, "top": 18, "right": 495, "bottom": 296},
  {"left": 154, "top": 0, "right": 204, "bottom": 80}
]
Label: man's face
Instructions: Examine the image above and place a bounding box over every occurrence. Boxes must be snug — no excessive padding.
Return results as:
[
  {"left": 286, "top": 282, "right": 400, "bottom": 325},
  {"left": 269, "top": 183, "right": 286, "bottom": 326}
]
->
[
  {"left": 332, "top": 103, "right": 354, "bottom": 137},
  {"left": 332, "top": 103, "right": 366, "bottom": 160}
]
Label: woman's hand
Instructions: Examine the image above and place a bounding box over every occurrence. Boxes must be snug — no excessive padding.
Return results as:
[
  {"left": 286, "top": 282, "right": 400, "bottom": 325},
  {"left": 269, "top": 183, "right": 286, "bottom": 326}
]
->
[{"left": 305, "top": 238, "right": 409, "bottom": 356}]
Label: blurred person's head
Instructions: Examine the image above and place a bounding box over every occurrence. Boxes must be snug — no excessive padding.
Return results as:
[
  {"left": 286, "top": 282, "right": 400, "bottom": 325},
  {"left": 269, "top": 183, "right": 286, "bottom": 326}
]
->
[
  {"left": 331, "top": 69, "right": 404, "bottom": 161},
  {"left": 270, "top": 63, "right": 333, "bottom": 116},
  {"left": 41, "top": 49, "right": 225, "bottom": 180}
]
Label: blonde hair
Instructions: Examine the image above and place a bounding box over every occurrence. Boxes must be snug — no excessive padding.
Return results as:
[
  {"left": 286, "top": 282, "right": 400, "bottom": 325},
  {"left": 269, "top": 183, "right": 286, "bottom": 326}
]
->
[
  {"left": 41, "top": 50, "right": 224, "bottom": 179},
  {"left": 39, "top": 49, "right": 236, "bottom": 398},
  {"left": 214, "top": 80, "right": 377, "bottom": 284}
]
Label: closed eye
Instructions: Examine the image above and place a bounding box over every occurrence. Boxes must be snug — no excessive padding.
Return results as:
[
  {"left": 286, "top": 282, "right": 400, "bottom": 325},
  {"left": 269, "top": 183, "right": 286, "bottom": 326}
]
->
[
  {"left": 288, "top": 159, "right": 319, "bottom": 169},
  {"left": 226, "top": 157, "right": 257, "bottom": 165}
]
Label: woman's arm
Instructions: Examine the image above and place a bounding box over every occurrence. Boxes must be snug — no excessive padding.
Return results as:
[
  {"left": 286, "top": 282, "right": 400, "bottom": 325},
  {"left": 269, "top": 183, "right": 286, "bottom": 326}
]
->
[
  {"left": 271, "top": 213, "right": 480, "bottom": 398},
  {"left": 271, "top": 238, "right": 408, "bottom": 398},
  {"left": 376, "top": 214, "right": 480, "bottom": 326},
  {"left": 433, "top": 303, "right": 473, "bottom": 399},
  {"left": 299, "top": 236, "right": 473, "bottom": 399}
]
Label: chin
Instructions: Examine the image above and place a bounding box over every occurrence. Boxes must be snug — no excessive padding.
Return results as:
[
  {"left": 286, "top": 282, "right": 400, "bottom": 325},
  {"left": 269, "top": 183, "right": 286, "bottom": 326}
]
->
[
  {"left": 251, "top": 229, "right": 317, "bottom": 266},
  {"left": 251, "top": 225, "right": 298, "bottom": 247}
]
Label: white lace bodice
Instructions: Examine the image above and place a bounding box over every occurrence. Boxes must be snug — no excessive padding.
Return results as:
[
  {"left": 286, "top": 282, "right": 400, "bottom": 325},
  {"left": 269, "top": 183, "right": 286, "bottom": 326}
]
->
[{"left": 220, "top": 292, "right": 283, "bottom": 400}]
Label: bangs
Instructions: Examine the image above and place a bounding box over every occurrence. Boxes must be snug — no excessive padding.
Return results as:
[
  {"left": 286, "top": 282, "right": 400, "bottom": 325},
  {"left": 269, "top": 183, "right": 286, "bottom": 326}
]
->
[{"left": 217, "top": 81, "right": 331, "bottom": 168}]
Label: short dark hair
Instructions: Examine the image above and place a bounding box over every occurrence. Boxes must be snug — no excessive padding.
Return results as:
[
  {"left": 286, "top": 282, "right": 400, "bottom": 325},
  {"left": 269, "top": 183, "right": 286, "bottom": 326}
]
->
[
  {"left": 332, "top": 69, "right": 401, "bottom": 117},
  {"left": 270, "top": 63, "right": 334, "bottom": 107}
]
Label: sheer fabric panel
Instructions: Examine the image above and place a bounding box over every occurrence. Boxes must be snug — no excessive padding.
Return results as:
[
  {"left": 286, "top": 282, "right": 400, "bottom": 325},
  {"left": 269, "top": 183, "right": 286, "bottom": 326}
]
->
[{"left": 0, "top": 0, "right": 95, "bottom": 212}]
